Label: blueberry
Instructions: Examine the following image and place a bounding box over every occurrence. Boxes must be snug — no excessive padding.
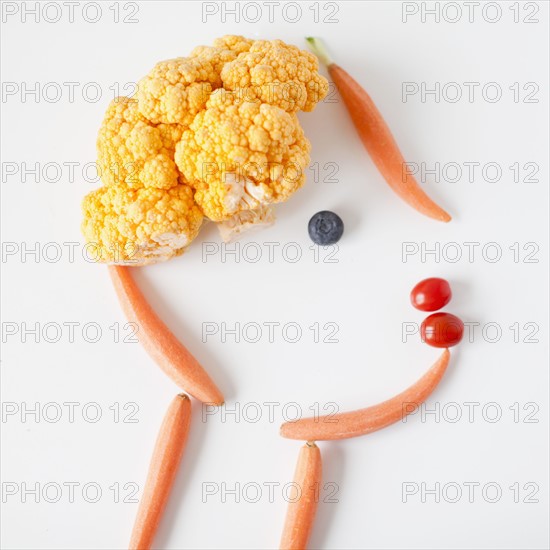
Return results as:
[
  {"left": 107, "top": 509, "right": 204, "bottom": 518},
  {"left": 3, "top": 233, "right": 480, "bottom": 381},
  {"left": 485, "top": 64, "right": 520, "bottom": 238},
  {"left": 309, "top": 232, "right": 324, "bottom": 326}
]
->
[{"left": 308, "top": 211, "right": 344, "bottom": 245}]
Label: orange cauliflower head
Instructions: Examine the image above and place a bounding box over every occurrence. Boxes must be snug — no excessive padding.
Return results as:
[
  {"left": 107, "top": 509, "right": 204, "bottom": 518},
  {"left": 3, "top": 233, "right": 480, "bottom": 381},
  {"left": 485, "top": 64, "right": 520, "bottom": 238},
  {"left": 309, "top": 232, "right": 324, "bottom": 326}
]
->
[
  {"left": 81, "top": 184, "right": 203, "bottom": 265},
  {"left": 174, "top": 89, "right": 311, "bottom": 222},
  {"left": 97, "top": 97, "right": 183, "bottom": 190},
  {"left": 82, "top": 36, "right": 324, "bottom": 263},
  {"left": 221, "top": 39, "right": 329, "bottom": 112}
]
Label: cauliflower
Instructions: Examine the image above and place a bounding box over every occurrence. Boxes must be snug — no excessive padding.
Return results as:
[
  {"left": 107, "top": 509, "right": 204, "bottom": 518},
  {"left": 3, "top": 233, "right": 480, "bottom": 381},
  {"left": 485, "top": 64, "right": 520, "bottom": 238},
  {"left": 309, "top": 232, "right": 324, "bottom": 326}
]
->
[
  {"left": 221, "top": 39, "right": 329, "bottom": 112},
  {"left": 81, "top": 184, "right": 203, "bottom": 265},
  {"left": 82, "top": 36, "right": 323, "bottom": 264},
  {"left": 97, "top": 97, "right": 183, "bottom": 190},
  {"left": 137, "top": 35, "right": 254, "bottom": 126},
  {"left": 174, "top": 90, "right": 311, "bottom": 221}
]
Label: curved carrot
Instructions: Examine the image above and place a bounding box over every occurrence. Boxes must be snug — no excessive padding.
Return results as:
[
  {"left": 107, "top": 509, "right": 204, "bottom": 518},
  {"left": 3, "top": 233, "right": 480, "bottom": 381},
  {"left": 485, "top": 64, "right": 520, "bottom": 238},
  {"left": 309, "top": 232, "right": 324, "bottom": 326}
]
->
[
  {"left": 129, "top": 394, "right": 192, "bottom": 550},
  {"left": 280, "top": 443, "right": 323, "bottom": 550},
  {"left": 306, "top": 37, "right": 451, "bottom": 223},
  {"left": 280, "top": 349, "right": 450, "bottom": 441},
  {"left": 109, "top": 265, "right": 224, "bottom": 405}
]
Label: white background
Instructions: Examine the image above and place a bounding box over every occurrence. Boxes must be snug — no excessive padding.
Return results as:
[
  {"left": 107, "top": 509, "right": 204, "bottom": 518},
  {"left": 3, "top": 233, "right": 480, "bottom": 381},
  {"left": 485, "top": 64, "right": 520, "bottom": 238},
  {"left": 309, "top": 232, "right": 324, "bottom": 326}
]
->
[{"left": 1, "top": 1, "right": 549, "bottom": 548}]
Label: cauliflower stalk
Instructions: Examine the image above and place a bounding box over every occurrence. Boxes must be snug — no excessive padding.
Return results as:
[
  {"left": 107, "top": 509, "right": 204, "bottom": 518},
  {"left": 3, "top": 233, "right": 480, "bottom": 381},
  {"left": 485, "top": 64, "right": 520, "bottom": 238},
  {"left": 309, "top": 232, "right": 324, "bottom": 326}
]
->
[
  {"left": 218, "top": 205, "right": 276, "bottom": 243},
  {"left": 82, "top": 36, "right": 328, "bottom": 265}
]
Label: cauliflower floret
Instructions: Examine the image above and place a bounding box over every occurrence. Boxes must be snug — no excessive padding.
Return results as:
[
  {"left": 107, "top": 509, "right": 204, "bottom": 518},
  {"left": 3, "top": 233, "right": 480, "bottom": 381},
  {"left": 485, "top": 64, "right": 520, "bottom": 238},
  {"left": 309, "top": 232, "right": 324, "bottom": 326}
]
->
[
  {"left": 212, "top": 34, "right": 255, "bottom": 54},
  {"left": 136, "top": 58, "right": 214, "bottom": 126},
  {"left": 137, "top": 36, "right": 254, "bottom": 126},
  {"left": 190, "top": 34, "right": 255, "bottom": 70},
  {"left": 81, "top": 184, "right": 203, "bottom": 265},
  {"left": 221, "top": 39, "right": 329, "bottom": 112},
  {"left": 174, "top": 90, "right": 311, "bottom": 221},
  {"left": 97, "top": 97, "right": 183, "bottom": 190}
]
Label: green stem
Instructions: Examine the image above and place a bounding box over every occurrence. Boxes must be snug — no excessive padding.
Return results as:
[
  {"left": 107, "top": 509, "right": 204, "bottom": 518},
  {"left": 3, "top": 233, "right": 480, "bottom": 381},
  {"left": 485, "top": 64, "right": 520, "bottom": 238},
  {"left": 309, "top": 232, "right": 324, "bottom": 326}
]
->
[{"left": 305, "top": 37, "right": 333, "bottom": 67}]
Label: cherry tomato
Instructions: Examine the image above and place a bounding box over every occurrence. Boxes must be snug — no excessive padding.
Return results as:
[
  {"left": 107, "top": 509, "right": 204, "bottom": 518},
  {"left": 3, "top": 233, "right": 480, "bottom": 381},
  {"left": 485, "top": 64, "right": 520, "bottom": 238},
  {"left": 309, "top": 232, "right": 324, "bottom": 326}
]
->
[
  {"left": 421, "top": 312, "right": 464, "bottom": 348},
  {"left": 411, "top": 278, "right": 452, "bottom": 311}
]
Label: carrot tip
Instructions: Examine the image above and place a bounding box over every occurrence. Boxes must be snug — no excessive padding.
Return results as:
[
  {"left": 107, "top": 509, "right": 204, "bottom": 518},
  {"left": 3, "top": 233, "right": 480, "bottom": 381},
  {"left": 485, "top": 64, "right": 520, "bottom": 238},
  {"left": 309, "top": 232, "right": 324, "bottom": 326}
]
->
[
  {"left": 437, "top": 210, "right": 452, "bottom": 222},
  {"left": 306, "top": 441, "right": 317, "bottom": 448}
]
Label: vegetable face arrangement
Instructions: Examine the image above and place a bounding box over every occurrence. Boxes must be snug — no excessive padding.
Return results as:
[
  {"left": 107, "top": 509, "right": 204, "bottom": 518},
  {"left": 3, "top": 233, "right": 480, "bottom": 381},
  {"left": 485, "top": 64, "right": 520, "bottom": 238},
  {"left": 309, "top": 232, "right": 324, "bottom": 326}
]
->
[{"left": 81, "top": 36, "right": 458, "bottom": 549}]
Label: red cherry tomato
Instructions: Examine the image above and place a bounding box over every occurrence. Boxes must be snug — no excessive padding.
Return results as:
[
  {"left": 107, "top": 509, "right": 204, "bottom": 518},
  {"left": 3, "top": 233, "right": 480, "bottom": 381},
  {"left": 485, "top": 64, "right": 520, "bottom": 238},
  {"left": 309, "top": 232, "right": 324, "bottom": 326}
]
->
[
  {"left": 411, "top": 278, "right": 452, "bottom": 311},
  {"left": 421, "top": 313, "right": 464, "bottom": 348}
]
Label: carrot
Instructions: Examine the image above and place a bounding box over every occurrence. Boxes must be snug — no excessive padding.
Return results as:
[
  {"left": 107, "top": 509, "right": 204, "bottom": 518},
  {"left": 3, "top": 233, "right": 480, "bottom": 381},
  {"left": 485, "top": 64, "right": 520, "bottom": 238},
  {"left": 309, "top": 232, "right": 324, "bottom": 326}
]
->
[
  {"left": 280, "top": 442, "right": 323, "bottom": 550},
  {"left": 109, "top": 265, "right": 224, "bottom": 405},
  {"left": 280, "top": 349, "right": 450, "bottom": 441},
  {"left": 306, "top": 37, "right": 451, "bottom": 223},
  {"left": 129, "top": 394, "right": 192, "bottom": 550}
]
